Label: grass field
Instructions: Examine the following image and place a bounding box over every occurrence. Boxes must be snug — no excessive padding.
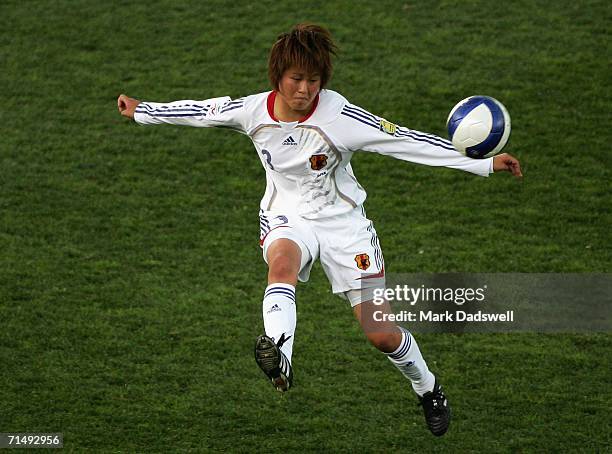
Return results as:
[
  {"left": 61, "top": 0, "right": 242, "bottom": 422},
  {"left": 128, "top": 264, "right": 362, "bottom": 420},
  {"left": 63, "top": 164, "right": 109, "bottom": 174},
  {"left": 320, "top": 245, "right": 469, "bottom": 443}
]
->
[{"left": 1, "top": 0, "right": 610, "bottom": 451}]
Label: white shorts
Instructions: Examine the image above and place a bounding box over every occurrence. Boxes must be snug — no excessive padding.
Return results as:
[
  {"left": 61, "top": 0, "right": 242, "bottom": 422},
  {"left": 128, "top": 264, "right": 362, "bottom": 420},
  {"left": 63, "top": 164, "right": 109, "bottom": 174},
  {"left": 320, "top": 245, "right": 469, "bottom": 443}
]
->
[{"left": 259, "top": 206, "right": 385, "bottom": 306}]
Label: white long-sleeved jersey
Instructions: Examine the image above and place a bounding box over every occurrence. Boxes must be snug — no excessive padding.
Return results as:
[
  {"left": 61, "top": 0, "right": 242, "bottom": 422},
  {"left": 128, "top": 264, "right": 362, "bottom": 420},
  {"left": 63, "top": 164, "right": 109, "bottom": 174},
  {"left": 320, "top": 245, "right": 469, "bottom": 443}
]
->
[{"left": 134, "top": 89, "right": 493, "bottom": 219}]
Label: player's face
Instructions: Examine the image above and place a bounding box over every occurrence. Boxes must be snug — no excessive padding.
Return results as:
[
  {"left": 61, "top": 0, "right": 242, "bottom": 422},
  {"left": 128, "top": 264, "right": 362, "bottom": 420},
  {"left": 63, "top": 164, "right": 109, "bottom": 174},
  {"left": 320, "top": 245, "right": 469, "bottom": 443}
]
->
[{"left": 277, "top": 67, "right": 321, "bottom": 114}]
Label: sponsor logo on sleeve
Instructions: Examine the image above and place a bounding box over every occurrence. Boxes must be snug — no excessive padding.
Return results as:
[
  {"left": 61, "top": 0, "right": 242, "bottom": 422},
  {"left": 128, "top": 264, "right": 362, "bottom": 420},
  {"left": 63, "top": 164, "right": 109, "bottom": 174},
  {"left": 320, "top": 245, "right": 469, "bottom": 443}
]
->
[{"left": 379, "top": 119, "right": 397, "bottom": 135}]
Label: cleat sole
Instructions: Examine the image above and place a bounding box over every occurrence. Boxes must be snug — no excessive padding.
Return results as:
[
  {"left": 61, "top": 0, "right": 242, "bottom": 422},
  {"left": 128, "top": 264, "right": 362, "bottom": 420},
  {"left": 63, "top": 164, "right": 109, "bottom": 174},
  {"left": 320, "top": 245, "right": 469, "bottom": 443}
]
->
[{"left": 255, "top": 335, "right": 292, "bottom": 392}]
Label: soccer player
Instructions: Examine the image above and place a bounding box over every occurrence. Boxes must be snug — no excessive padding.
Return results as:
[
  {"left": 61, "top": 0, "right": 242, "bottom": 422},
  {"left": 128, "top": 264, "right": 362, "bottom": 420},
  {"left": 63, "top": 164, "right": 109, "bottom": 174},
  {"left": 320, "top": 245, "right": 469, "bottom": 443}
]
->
[{"left": 117, "top": 23, "right": 522, "bottom": 436}]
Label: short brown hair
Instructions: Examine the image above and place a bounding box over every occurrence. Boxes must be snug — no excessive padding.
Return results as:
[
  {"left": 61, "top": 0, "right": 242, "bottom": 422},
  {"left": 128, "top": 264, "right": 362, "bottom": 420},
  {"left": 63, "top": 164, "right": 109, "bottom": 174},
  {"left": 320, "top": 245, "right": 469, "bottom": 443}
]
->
[{"left": 268, "top": 23, "right": 338, "bottom": 90}]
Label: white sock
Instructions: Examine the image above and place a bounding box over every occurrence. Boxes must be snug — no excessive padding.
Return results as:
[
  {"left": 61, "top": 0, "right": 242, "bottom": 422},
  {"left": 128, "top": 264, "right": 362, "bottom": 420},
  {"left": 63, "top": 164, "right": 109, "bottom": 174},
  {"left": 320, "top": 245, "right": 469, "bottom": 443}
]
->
[
  {"left": 262, "top": 283, "right": 296, "bottom": 363},
  {"left": 386, "top": 326, "right": 436, "bottom": 396}
]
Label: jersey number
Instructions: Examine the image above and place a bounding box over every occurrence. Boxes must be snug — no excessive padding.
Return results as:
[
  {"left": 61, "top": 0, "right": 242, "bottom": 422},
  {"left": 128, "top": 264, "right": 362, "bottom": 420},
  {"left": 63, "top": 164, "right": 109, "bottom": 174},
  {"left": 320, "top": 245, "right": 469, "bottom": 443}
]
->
[{"left": 261, "top": 149, "right": 274, "bottom": 170}]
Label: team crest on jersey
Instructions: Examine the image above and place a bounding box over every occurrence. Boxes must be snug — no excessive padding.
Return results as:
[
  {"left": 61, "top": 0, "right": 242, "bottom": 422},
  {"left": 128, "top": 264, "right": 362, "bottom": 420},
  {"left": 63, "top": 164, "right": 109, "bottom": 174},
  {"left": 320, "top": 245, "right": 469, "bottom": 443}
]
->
[
  {"left": 309, "top": 154, "right": 328, "bottom": 171},
  {"left": 355, "top": 253, "right": 371, "bottom": 270},
  {"left": 379, "top": 119, "right": 397, "bottom": 135}
]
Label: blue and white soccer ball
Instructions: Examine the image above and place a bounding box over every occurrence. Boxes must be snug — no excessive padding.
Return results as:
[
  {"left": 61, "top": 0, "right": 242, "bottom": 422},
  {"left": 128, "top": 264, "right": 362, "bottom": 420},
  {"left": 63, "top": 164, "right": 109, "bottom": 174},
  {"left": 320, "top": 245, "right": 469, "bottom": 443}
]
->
[{"left": 447, "top": 96, "right": 511, "bottom": 159}]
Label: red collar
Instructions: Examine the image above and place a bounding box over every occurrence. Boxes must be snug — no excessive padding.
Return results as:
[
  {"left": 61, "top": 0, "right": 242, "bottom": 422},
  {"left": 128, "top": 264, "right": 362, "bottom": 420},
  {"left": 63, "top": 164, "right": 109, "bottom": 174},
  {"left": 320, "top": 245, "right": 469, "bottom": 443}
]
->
[{"left": 267, "top": 91, "right": 319, "bottom": 123}]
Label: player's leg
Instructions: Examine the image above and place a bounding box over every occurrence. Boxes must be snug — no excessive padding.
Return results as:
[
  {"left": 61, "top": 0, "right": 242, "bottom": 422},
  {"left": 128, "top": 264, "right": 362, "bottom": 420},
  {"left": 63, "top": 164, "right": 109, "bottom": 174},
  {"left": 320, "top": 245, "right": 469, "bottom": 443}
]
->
[
  {"left": 266, "top": 238, "right": 301, "bottom": 285},
  {"left": 256, "top": 213, "right": 317, "bottom": 392},
  {"left": 261, "top": 238, "right": 302, "bottom": 363},
  {"left": 255, "top": 238, "right": 302, "bottom": 392},
  {"left": 316, "top": 206, "right": 450, "bottom": 435},
  {"left": 349, "top": 292, "right": 450, "bottom": 436},
  {"left": 352, "top": 297, "right": 435, "bottom": 394}
]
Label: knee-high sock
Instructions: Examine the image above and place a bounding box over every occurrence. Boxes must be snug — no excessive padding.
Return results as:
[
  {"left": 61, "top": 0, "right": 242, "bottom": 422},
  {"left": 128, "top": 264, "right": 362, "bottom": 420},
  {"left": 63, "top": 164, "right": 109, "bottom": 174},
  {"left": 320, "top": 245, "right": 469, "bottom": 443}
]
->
[
  {"left": 262, "top": 283, "right": 296, "bottom": 363},
  {"left": 386, "top": 326, "right": 435, "bottom": 396}
]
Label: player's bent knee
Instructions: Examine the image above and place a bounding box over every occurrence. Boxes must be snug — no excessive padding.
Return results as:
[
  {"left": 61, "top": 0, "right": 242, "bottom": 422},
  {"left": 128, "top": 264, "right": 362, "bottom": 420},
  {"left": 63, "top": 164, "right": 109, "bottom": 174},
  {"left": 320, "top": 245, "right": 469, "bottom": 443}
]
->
[
  {"left": 365, "top": 331, "right": 400, "bottom": 353},
  {"left": 268, "top": 254, "right": 300, "bottom": 284},
  {"left": 352, "top": 296, "right": 401, "bottom": 352}
]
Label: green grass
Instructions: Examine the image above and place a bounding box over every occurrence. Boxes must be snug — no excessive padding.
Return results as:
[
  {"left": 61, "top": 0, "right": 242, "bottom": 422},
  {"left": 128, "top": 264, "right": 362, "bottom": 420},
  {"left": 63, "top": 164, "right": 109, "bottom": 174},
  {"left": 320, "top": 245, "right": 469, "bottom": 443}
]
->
[{"left": 1, "top": 0, "right": 610, "bottom": 451}]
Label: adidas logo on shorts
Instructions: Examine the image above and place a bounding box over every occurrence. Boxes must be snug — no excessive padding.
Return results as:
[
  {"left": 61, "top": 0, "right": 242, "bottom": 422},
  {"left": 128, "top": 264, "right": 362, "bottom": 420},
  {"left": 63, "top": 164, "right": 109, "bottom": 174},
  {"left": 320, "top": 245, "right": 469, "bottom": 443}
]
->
[{"left": 282, "top": 136, "right": 298, "bottom": 146}]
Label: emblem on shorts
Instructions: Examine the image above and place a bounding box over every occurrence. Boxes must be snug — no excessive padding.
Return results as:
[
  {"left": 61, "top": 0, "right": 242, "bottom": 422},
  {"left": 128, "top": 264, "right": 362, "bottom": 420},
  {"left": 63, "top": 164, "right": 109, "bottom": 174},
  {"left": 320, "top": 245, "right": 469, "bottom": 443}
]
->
[
  {"left": 309, "top": 154, "right": 328, "bottom": 170},
  {"left": 355, "top": 253, "right": 371, "bottom": 270},
  {"left": 379, "top": 119, "right": 397, "bottom": 135}
]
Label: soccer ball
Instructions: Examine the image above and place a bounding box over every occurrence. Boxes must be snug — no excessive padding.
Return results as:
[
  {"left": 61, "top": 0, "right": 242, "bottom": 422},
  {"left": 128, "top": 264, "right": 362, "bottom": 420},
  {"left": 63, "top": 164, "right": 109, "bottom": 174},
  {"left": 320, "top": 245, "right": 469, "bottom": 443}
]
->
[{"left": 446, "top": 96, "right": 511, "bottom": 159}]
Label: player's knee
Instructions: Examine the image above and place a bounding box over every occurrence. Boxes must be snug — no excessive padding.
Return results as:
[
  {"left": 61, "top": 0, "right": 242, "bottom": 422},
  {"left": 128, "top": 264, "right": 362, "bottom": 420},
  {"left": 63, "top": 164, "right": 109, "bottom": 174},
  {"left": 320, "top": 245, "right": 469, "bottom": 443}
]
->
[
  {"left": 268, "top": 254, "right": 299, "bottom": 284},
  {"left": 365, "top": 330, "right": 401, "bottom": 353}
]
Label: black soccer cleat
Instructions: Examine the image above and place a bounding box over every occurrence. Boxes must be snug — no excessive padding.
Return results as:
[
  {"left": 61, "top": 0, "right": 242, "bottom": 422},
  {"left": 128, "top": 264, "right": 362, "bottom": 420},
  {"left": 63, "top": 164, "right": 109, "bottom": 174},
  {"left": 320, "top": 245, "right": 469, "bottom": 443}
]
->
[
  {"left": 418, "top": 379, "right": 451, "bottom": 436},
  {"left": 254, "top": 335, "right": 293, "bottom": 392}
]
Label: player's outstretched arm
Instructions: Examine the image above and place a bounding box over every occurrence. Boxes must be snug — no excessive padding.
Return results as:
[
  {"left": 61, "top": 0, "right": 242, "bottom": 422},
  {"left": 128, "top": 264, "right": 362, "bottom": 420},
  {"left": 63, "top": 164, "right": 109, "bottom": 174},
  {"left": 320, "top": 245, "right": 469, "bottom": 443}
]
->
[
  {"left": 492, "top": 153, "right": 522, "bottom": 177},
  {"left": 117, "top": 94, "right": 141, "bottom": 120},
  {"left": 119, "top": 95, "right": 246, "bottom": 131}
]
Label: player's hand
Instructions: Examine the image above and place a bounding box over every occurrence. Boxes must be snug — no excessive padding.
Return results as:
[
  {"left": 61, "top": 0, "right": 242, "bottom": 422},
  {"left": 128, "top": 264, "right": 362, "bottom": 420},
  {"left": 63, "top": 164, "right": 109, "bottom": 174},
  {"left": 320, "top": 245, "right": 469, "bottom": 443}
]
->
[
  {"left": 117, "top": 94, "right": 140, "bottom": 119},
  {"left": 493, "top": 153, "right": 523, "bottom": 177}
]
